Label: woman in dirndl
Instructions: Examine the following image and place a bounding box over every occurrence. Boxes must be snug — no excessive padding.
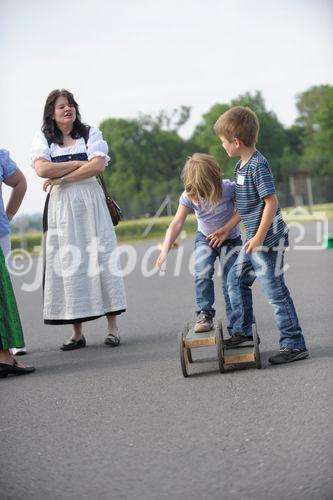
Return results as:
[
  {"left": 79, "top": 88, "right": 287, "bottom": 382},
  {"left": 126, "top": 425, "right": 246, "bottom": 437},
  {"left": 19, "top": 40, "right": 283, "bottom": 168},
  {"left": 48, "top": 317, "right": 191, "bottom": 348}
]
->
[{"left": 31, "top": 89, "right": 127, "bottom": 351}]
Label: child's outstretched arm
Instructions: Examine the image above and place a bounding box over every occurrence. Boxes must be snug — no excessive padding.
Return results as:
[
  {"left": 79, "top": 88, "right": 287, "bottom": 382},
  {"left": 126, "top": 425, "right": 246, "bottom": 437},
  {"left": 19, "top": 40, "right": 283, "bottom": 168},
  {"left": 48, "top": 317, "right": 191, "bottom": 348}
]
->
[
  {"left": 207, "top": 211, "right": 241, "bottom": 248},
  {"left": 156, "top": 204, "right": 190, "bottom": 271}
]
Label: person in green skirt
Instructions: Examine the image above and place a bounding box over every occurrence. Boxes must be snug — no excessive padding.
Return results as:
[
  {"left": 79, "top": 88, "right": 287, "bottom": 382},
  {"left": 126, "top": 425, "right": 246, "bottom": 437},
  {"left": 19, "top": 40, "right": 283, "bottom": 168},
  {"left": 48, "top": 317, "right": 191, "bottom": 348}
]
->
[
  {"left": 0, "top": 148, "right": 28, "bottom": 354},
  {"left": 0, "top": 149, "right": 34, "bottom": 377},
  {"left": 0, "top": 246, "right": 35, "bottom": 377}
]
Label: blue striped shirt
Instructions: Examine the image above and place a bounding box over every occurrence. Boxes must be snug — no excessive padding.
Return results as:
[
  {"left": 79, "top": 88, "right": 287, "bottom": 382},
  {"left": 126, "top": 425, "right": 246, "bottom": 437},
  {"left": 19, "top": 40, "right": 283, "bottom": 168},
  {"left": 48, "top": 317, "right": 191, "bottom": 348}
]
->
[{"left": 234, "top": 150, "right": 288, "bottom": 248}]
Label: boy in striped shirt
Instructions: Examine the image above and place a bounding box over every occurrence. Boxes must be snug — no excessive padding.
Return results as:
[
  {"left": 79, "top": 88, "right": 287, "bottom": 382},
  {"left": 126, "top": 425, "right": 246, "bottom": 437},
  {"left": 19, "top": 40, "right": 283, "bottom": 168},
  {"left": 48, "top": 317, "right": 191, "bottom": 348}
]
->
[{"left": 209, "top": 106, "right": 308, "bottom": 364}]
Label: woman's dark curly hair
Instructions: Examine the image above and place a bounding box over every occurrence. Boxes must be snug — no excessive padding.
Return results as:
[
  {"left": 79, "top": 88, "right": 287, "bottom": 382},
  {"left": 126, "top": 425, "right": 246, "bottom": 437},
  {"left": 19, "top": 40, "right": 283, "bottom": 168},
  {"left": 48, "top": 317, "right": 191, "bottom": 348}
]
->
[{"left": 42, "top": 89, "right": 89, "bottom": 146}]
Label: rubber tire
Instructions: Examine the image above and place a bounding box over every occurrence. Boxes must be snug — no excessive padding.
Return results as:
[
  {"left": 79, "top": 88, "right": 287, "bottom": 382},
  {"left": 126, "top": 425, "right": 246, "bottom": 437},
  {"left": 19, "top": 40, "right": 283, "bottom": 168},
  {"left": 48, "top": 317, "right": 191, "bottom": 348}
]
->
[
  {"left": 252, "top": 319, "right": 262, "bottom": 369},
  {"left": 187, "top": 348, "right": 193, "bottom": 364},
  {"left": 216, "top": 320, "right": 225, "bottom": 373},
  {"left": 179, "top": 327, "right": 189, "bottom": 377},
  {"left": 182, "top": 323, "right": 192, "bottom": 363},
  {"left": 183, "top": 323, "right": 193, "bottom": 363}
]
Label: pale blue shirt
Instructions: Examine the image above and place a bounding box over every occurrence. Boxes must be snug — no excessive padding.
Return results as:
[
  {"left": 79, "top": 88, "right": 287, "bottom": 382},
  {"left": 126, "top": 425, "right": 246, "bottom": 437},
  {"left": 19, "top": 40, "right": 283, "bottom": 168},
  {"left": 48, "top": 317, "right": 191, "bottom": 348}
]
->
[
  {"left": 179, "top": 179, "right": 240, "bottom": 238},
  {"left": 0, "top": 149, "right": 17, "bottom": 237}
]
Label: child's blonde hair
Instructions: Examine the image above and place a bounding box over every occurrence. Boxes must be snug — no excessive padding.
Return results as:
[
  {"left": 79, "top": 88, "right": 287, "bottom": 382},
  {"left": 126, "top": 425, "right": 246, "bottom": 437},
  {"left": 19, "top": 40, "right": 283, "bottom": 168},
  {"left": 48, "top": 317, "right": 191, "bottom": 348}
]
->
[
  {"left": 214, "top": 106, "right": 259, "bottom": 147},
  {"left": 181, "top": 153, "right": 222, "bottom": 207}
]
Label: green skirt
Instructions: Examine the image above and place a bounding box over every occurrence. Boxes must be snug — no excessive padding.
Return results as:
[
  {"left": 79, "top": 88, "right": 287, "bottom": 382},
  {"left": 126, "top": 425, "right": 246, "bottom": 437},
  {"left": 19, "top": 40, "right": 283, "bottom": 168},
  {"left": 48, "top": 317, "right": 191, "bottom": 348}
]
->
[{"left": 0, "top": 246, "right": 25, "bottom": 350}]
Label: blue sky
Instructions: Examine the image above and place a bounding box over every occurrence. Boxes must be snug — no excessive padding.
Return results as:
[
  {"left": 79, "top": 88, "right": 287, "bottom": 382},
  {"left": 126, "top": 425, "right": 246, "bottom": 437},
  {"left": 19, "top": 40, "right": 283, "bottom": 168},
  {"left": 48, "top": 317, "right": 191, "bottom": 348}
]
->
[{"left": 1, "top": 0, "right": 332, "bottom": 214}]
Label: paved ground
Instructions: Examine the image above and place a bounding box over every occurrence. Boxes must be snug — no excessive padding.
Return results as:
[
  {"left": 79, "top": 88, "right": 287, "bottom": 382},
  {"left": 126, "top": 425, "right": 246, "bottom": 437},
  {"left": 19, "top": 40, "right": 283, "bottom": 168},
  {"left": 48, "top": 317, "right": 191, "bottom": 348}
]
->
[{"left": 1, "top": 223, "right": 333, "bottom": 500}]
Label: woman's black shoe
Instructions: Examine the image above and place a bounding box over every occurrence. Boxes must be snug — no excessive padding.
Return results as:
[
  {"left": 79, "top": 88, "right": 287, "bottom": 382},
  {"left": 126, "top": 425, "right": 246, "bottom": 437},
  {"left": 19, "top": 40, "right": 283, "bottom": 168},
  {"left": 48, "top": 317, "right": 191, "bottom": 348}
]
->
[
  {"left": 0, "top": 359, "right": 35, "bottom": 378},
  {"left": 60, "top": 335, "right": 86, "bottom": 351}
]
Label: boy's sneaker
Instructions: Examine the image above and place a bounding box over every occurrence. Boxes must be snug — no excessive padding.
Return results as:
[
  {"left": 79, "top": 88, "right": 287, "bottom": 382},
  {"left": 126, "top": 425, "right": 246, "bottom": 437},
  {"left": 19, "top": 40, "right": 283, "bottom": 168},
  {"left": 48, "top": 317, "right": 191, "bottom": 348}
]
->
[
  {"left": 224, "top": 333, "right": 256, "bottom": 349},
  {"left": 194, "top": 312, "right": 214, "bottom": 333},
  {"left": 268, "top": 347, "right": 309, "bottom": 365}
]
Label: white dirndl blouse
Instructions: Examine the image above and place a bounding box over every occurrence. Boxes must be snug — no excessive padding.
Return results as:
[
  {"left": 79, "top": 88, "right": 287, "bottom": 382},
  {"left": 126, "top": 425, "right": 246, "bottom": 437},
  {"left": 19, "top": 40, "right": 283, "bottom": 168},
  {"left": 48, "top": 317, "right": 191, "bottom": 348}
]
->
[{"left": 31, "top": 127, "right": 127, "bottom": 324}]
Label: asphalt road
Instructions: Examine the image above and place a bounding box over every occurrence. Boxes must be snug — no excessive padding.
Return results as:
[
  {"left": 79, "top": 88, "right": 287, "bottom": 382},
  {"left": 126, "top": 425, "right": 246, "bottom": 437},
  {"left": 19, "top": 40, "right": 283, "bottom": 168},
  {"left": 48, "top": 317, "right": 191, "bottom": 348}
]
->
[{"left": 1, "top": 222, "right": 333, "bottom": 500}]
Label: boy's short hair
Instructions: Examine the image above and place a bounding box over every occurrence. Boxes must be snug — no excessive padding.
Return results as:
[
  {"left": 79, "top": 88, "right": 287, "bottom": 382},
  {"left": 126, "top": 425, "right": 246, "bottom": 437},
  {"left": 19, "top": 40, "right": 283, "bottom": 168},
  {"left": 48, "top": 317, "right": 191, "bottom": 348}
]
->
[{"left": 214, "top": 106, "right": 259, "bottom": 147}]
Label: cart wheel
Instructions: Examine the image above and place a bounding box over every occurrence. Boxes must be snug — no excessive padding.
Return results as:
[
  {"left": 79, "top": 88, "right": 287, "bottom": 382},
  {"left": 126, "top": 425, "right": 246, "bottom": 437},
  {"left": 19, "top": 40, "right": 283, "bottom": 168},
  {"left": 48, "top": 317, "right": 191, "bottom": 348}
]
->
[
  {"left": 252, "top": 319, "right": 261, "bottom": 369},
  {"left": 216, "top": 320, "right": 225, "bottom": 373},
  {"left": 179, "top": 327, "right": 189, "bottom": 377},
  {"left": 183, "top": 323, "right": 193, "bottom": 363}
]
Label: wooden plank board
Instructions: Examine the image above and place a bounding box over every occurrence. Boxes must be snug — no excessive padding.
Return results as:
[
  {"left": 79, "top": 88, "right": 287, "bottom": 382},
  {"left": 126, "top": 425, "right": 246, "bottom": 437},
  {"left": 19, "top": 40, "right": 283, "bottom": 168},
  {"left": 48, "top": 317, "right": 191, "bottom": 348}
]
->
[
  {"left": 224, "top": 346, "right": 255, "bottom": 364},
  {"left": 184, "top": 328, "right": 217, "bottom": 348}
]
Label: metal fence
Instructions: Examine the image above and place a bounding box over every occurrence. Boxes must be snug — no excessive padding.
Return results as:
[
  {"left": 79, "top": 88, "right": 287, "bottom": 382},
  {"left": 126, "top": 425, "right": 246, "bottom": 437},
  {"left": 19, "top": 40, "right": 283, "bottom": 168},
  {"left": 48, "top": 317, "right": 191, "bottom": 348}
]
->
[
  {"left": 120, "top": 176, "right": 333, "bottom": 219},
  {"left": 11, "top": 176, "right": 333, "bottom": 232},
  {"left": 276, "top": 176, "right": 333, "bottom": 208}
]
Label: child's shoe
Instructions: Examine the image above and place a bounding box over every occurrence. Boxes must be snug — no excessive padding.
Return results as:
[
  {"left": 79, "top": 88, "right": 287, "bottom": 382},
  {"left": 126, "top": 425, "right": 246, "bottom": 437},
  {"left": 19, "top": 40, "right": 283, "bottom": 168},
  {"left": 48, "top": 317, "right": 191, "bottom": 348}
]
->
[
  {"left": 268, "top": 347, "right": 309, "bottom": 364},
  {"left": 194, "top": 311, "right": 213, "bottom": 333},
  {"left": 224, "top": 333, "right": 256, "bottom": 348}
]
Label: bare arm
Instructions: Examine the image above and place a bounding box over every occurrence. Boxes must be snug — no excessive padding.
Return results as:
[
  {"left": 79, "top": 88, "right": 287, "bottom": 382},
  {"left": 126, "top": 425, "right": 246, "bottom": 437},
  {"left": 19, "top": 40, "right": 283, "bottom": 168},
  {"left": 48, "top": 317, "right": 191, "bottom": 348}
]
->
[
  {"left": 4, "top": 168, "right": 27, "bottom": 220},
  {"left": 34, "top": 158, "right": 87, "bottom": 178},
  {"left": 43, "top": 157, "right": 106, "bottom": 192},
  {"left": 156, "top": 204, "right": 190, "bottom": 271},
  {"left": 59, "top": 157, "right": 105, "bottom": 182},
  {"left": 244, "top": 194, "right": 278, "bottom": 253}
]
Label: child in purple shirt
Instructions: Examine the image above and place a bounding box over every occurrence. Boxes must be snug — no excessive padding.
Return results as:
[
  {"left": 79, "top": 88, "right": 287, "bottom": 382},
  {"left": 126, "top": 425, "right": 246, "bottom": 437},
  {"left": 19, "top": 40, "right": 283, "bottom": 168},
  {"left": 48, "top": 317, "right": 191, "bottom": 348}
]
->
[{"left": 156, "top": 153, "right": 250, "bottom": 334}]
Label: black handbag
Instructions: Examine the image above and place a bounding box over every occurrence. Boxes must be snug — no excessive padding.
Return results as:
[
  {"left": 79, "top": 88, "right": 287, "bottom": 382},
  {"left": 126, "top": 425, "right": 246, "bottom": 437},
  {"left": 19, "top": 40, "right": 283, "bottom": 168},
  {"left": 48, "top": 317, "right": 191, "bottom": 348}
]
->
[{"left": 97, "top": 173, "right": 123, "bottom": 226}]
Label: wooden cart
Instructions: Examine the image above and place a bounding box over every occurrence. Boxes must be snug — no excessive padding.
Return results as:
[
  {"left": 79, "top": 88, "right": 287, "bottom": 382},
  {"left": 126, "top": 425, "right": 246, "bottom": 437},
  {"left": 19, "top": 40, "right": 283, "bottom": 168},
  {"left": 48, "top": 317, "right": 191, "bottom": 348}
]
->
[{"left": 178, "top": 319, "right": 261, "bottom": 377}]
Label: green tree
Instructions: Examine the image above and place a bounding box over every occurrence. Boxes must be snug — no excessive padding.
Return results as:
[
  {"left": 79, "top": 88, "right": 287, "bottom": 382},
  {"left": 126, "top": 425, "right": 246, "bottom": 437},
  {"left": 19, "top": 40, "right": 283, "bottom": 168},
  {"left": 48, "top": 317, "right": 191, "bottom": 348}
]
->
[
  {"left": 295, "top": 85, "right": 333, "bottom": 175},
  {"left": 99, "top": 108, "right": 194, "bottom": 217},
  {"left": 191, "top": 91, "right": 287, "bottom": 180},
  {"left": 192, "top": 103, "right": 230, "bottom": 173},
  {"left": 98, "top": 86, "right": 332, "bottom": 220},
  {"left": 279, "top": 125, "right": 305, "bottom": 179}
]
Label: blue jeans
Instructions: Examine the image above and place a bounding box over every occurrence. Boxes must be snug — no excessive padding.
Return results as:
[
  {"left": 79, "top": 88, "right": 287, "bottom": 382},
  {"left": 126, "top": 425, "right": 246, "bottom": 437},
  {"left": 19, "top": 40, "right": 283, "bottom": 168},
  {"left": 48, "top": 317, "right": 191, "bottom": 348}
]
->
[
  {"left": 227, "top": 244, "right": 306, "bottom": 349},
  {"left": 194, "top": 232, "right": 247, "bottom": 332}
]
